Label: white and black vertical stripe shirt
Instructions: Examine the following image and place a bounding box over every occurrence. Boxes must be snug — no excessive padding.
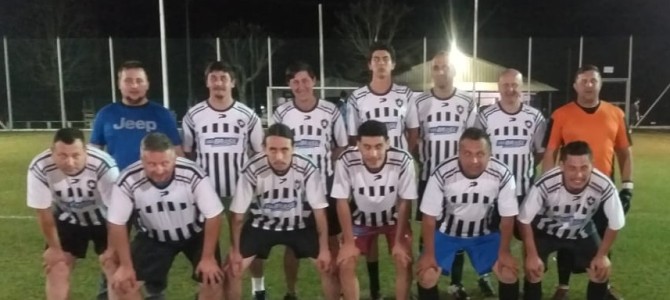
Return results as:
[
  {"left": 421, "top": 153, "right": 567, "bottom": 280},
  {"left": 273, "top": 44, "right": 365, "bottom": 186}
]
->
[
  {"left": 518, "top": 167, "right": 625, "bottom": 239},
  {"left": 182, "top": 100, "right": 264, "bottom": 198},
  {"left": 331, "top": 147, "right": 418, "bottom": 227},
  {"left": 407, "top": 89, "right": 477, "bottom": 180},
  {"left": 229, "top": 153, "right": 328, "bottom": 231},
  {"left": 272, "top": 100, "right": 348, "bottom": 184},
  {"left": 27, "top": 147, "right": 119, "bottom": 227},
  {"left": 475, "top": 103, "right": 546, "bottom": 196},
  {"left": 107, "top": 158, "right": 224, "bottom": 242},
  {"left": 346, "top": 84, "right": 417, "bottom": 150},
  {"left": 420, "top": 156, "right": 518, "bottom": 238}
]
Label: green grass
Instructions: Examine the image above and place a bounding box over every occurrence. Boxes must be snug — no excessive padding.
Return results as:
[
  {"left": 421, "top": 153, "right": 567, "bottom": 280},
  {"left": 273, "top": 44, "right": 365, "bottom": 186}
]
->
[{"left": 1, "top": 131, "right": 668, "bottom": 299}]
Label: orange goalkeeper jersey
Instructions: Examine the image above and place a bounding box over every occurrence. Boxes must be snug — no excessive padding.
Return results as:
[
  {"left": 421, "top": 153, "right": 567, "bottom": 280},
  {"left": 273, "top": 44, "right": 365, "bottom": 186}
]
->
[{"left": 545, "top": 100, "right": 631, "bottom": 176}]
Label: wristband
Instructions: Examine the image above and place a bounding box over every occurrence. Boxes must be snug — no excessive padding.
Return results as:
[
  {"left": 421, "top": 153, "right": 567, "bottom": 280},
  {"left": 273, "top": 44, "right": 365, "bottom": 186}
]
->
[{"left": 622, "top": 182, "right": 633, "bottom": 190}]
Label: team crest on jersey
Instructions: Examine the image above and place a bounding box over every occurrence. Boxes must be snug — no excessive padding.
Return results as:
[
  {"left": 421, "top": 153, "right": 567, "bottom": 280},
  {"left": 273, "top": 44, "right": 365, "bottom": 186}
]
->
[
  {"left": 457, "top": 105, "right": 464, "bottom": 114},
  {"left": 525, "top": 120, "right": 533, "bottom": 129},
  {"left": 237, "top": 119, "right": 246, "bottom": 128},
  {"left": 395, "top": 98, "right": 403, "bottom": 107},
  {"left": 87, "top": 180, "right": 97, "bottom": 190},
  {"left": 321, "top": 119, "right": 329, "bottom": 129},
  {"left": 587, "top": 196, "right": 596, "bottom": 205},
  {"left": 294, "top": 180, "right": 301, "bottom": 190}
]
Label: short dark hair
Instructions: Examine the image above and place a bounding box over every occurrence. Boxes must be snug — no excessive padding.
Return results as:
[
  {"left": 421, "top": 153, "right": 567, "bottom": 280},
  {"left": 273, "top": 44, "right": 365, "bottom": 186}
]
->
[
  {"left": 357, "top": 120, "right": 388, "bottom": 141},
  {"left": 141, "top": 132, "right": 173, "bottom": 152},
  {"left": 459, "top": 127, "right": 491, "bottom": 150},
  {"left": 285, "top": 61, "right": 316, "bottom": 83},
  {"left": 265, "top": 123, "right": 295, "bottom": 145},
  {"left": 368, "top": 42, "right": 396, "bottom": 62},
  {"left": 204, "top": 61, "right": 236, "bottom": 82},
  {"left": 559, "top": 141, "right": 593, "bottom": 162},
  {"left": 575, "top": 64, "right": 601, "bottom": 81},
  {"left": 117, "top": 60, "right": 145, "bottom": 77},
  {"left": 53, "top": 128, "right": 85, "bottom": 145}
]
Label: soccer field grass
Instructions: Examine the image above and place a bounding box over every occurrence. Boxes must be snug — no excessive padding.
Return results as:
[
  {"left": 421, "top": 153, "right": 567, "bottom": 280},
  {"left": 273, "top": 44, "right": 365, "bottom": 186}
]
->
[{"left": 1, "top": 131, "right": 668, "bottom": 299}]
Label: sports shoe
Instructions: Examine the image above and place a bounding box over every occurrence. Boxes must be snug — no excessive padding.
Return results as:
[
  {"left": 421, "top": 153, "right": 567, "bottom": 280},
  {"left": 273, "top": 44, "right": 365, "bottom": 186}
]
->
[
  {"left": 606, "top": 286, "right": 624, "bottom": 300},
  {"left": 283, "top": 292, "right": 298, "bottom": 300},
  {"left": 551, "top": 287, "right": 569, "bottom": 300},
  {"left": 478, "top": 276, "right": 496, "bottom": 297},
  {"left": 447, "top": 284, "right": 470, "bottom": 300},
  {"left": 253, "top": 290, "right": 267, "bottom": 300}
]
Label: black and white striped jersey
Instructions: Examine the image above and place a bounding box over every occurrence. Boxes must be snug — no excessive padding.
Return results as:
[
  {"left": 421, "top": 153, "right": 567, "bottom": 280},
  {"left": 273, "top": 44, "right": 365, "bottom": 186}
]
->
[
  {"left": 518, "top": 167, "right": 625, "bottom": 239},
  {"left": 331, "top": 147, "right": 418, "bottom": 227},
  {"left": 27, "top": 147, "right": 119, "bottom": 227},
  {"left": 346, "top": 84, "right": 417, "bottom": 150},
  {"left": 475, "top": 103, "right": 546, "bottom": 196},
  {"left": 272, "top": 100, "right": 348, "bottom": 184},
  {"left": 107, "top": 158, "right": 224, "bottom": 242},
  {"left": 407, "top": 89, "right": 477, "bottom": 180},
  {"left": 229, "top": 152, "right": 328, "bottom": 231},
  {"left": 182, "top": 100, "right": 263, "bottom": 198},
  {"left": 420, "top": 156, "right": 518, "bottom": 238}
]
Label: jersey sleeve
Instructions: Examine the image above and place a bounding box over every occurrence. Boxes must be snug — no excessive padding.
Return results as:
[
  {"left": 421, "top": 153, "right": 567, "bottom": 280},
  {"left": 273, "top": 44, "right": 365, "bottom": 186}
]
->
[
  {"left": 532, "top": 113, "right": 547, "bottom": 154},
  {"left": 419, "top": 172, "right": 443, "bottom": 217},
  {"left": 398, "top": 157, "right": 418, "bottom": 200},
  {"left": 346, "top": 96, "right": 360, "bottom": 136},
  {"left": 271, "top": 108, "right": 282, "bottom": 125},
  {"left": 305, "top": 168, "right": 328, "bottom": 209},
  {"left": 330, "top": 158, "right": 351, "bottom": 200},
  {"left": 193, "top": 175, "right": 225, "bottom": 219},
  {"left": 602, "top": 184, "right": 625, "bottom": 230},
  {"left": 26, "top": 165, "right": 52, "bottom": 209},
  {"left": 517, "top": 183, "right": 544, "bottom": 224},
  {"left": 248, "top": 114, "right": 264, "bottom": 154},
  {"left": 98, "top": 164, "right": 120, "bottom": 207},
  {"left": 332, "top": 109, "right": 349, "bottom": 148},
  {"left": 107, "top": 182, "right": 136, "bottom": 225},
  {"left": 181, "top": 111, "right": 196, "bottom": 153},
  {"left": 465, "top": 98, "right": 478, "bottom": 127},
  {"left": 497, "top": 169, "right": 519, "bottom": 217},
  {"left": 90, "top": 110, "right": 107, "bottom": 147},
  {"left": 229, "top": 167, "right": 255, "bottom": 214},
  {"left": 405, "top": 93, "right": 419, "bottom": 129},
  {"left": 473, "top": 110, "right": 487, "bottom": 130},
  {"left": 158, "top": 109, "right": 182, "bottom": 146}
]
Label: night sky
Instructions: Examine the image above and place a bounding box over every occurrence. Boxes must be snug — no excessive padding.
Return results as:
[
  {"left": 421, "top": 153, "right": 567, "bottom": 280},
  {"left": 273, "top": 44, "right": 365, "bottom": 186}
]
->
[{"left": 0, "top": 0, "right": 669, "bottom": 122}]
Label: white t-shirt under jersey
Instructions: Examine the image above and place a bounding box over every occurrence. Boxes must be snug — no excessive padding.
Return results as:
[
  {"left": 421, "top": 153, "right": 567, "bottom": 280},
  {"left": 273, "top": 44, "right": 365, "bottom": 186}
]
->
[
  {"left": 420, "top": 156, "right": 518, "bottom": 238},
  {"left": 346, "top": 84, "right": 417, "bottom": 150},
  {"left": 27, "top": 147, "right": 119, "bottom": 226},
  {"left": 230, "top": 152, "right": 328, "bottom": 231},
  {"left": 331, "top": 147, "right": 418, "bottom": 227},
  {"left": 182, "top": 100, "right": 263, "bottom": 198},
  {"left": 107, "top": 158, "right": 223, "bottom": 242},
  {"left": 518, "top": 167, "right": 625, "bottom": 239}
]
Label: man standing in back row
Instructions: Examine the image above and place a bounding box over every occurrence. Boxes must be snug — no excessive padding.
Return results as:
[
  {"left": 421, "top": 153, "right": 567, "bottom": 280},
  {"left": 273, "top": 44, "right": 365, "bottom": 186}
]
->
[
  {"left": 346, "top": 42, "right": 418, "bottom": 300},
  {"left": 542, "top": 65, "right": 632, "bottom": 300}
]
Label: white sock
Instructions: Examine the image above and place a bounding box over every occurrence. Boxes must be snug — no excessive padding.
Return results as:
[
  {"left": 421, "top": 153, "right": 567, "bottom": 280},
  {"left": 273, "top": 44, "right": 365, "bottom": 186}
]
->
[{"left": 252, "top": 277, "right": 265, "bottom": 293}]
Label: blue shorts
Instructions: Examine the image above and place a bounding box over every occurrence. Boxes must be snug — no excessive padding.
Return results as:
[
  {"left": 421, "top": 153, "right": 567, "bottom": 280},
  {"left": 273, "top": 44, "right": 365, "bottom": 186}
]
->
[{"left": 432, "top": 231, "right": 500, "bottom": 276}]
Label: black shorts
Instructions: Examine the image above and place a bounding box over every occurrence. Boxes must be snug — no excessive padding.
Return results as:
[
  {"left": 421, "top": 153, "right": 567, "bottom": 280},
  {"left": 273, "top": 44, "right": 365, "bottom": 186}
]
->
[
  {"left": 325, "top": 175, "right": 341, "bottom": 236},
  {"left": 131, "top": 232, "right": 222, "bottom": 283},
  {"left": 415, "top": 180, "right": 428, "bottom": 221},
  {"left": 52, "top": 220, "right": 107, "bottom": 259},
  {"left": 534, "top": 231, "right": 600, "bottom": 274},
  {"left": 240, "top": 221, "right": 319, "bottom": 260}
]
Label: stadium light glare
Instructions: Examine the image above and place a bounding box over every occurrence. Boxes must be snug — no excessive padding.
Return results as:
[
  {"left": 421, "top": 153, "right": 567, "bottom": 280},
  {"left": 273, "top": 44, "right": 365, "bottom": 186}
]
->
[{"left": 449, "top": 41, "right": 469, "bottom": 74}]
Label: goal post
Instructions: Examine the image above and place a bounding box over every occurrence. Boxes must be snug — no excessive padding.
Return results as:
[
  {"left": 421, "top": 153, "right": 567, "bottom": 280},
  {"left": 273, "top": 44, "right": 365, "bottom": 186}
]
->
[{"left": 264, "top": 86, "right": 359, "bottom": 127}]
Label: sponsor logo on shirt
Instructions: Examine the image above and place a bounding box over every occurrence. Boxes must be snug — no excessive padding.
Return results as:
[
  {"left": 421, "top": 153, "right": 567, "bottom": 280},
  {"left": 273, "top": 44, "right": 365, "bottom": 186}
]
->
[
  {"left": 263, "top": 201, "right": 297, "bottom": 211},
  {"left": 496, "top": 139, "right": 527, "bottom": 148},
  {"left": 428, "top": 126, "right": 459, "bottom": 135},
  {"left": 205, "top": 137, "right": 239, "bottom": 147},
  {"left": 295, "top": 139, "right": 321, "bottom": 148},
  {"left": 112, "top": 117, "right": 157, "bottom": 132}
]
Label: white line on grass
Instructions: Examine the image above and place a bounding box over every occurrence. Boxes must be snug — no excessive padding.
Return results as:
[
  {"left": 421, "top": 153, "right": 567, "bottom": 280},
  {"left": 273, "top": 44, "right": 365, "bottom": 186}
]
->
[{"left": 0, "top": 215, "right": 34, "bottom": 220}]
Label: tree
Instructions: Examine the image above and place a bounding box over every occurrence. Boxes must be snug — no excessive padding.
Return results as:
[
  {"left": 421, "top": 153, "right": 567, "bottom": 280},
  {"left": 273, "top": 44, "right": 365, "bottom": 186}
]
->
[{"left": 215, "top": 21, "right": 282, "bottom": 106}]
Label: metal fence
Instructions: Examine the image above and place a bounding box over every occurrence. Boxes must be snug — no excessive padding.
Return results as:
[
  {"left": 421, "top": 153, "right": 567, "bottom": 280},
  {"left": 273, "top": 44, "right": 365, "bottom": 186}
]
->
[{"left": 0, "top": 35, "right": 668, "bottom": 130}]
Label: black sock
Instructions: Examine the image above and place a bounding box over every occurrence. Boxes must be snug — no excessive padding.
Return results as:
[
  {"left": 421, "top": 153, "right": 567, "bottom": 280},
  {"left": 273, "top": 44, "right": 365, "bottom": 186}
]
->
[
  {"left": 498, "top": 281, "right": 520, "bottom": 300},
  {"left": 523, "top": 280, "right": 542, "bottom": 300},
  {"left": 417, "top": 284, "right": 439, "bottom": 300},
  {"left": 556, "top": 250, "right": 573, "bottom": 286},
  {"left": 587, "top": 281, "right": 608, "bottom": 300},
  {"left": 451, "top": 251, "right": 465, "bottom": 285},
  {"left": 367, "top": 261, "right": 380, "bottom": 297}
]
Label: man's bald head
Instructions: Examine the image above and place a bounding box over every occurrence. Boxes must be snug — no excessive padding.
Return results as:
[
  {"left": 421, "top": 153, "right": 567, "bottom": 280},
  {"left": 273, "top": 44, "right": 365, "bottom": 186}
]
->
[{"left": 498, "top": 68, "right": 523, "bottom": 103}]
